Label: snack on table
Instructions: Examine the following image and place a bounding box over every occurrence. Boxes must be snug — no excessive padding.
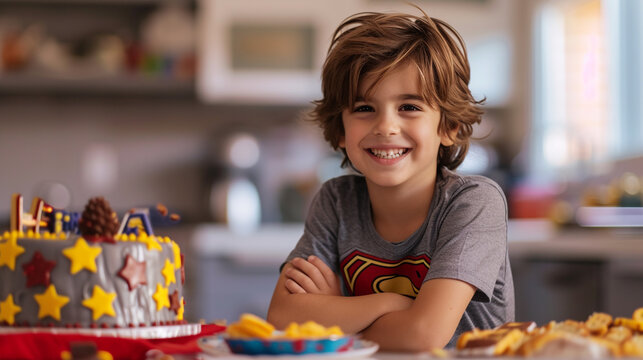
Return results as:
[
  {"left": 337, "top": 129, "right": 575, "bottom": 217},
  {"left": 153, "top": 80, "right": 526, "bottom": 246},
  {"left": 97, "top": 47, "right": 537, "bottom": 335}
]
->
[
  {"left": 517, "top": 331, "right": 612, "bottom": 358},
  {"left": 455, "top": 307, "right": 643, "bottom": 358},
  {"left": 585, "top": 312, "right": 613, "bottom": 336},
  {"left": 225, "top": 313, "right": 344, "bottom": 339},
  {"left": 0, "top": 194, "right": 186, "bottom": 331},
  {"left": 623, "top": 335, "right": 643, "bottom": 357},
  {"left": 635, "top": 308, "right": 643, "bottom": 323},
  {"left": 604, "top": 325, "right": 633, "bottom": 344},
  {"left": 614, "top": 316, "right": 643, "bottom": 332},
  {"left": 457, "top": 322, "right": 533, "bottom": 356},
  {"left": 284, "top": 320, "right": 344, "bottom": 338},
  {"left": 223, "top": 314, "right": 352, "bottom": 356},
  {"left": 548, "top": 319, "right": 590, "bottom": 336},
  {"left": 226, "top": 313, "right": 276, "bottom": 338}
]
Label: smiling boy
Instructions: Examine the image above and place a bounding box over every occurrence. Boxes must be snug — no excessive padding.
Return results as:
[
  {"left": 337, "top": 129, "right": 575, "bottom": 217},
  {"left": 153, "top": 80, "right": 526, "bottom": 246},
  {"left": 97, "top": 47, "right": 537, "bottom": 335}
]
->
[{"left": 267, "top": 9, "right": 514, "bottom": 351}]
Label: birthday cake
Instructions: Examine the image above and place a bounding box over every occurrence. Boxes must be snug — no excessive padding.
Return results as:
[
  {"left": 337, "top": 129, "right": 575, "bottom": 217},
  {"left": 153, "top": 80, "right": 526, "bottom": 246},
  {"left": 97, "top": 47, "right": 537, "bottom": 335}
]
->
[{"left": 0, "top": 194, "right": 187, "bottom": 332}]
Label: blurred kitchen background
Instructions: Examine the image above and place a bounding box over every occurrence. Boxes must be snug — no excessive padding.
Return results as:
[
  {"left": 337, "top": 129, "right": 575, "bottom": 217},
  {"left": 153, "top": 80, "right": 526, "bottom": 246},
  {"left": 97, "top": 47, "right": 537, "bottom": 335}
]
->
[{"left": 1, "top": 0, "right": 642, "bottom": 327}]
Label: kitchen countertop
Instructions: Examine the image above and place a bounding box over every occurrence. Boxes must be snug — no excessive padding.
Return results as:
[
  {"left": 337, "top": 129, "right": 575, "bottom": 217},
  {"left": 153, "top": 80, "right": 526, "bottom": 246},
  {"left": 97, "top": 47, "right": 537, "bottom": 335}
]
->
[
  {"left": 509, "top": 235, "right": 643, "bottom": 260},
  {"left": 508, "top": 219, "right": 643, "bottom": 261},
  {"left": 190, "top": 221, "right": 643, "bottom": 263}
]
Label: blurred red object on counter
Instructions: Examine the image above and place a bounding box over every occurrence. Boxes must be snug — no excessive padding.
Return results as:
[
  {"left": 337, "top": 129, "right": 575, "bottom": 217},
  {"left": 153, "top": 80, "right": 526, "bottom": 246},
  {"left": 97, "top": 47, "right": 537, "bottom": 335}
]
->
[{"left": 509, "top": 184, "right": 559, "bottom": 219}]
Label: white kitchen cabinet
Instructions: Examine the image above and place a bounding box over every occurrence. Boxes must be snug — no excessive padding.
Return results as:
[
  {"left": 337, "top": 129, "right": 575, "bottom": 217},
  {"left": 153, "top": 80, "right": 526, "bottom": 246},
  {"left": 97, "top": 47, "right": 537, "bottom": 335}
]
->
[
  {"left": 511, "top": 258, "right": 603, "bottom": 324},
  {"left": 604, "top": 260, "right": 643, "bottom": 318},
  {"left": 510, "top": 233, "right": 643, "bottom": 325},
  {"left": 187, "top": 224, "right": 302, "bottom": 323}
]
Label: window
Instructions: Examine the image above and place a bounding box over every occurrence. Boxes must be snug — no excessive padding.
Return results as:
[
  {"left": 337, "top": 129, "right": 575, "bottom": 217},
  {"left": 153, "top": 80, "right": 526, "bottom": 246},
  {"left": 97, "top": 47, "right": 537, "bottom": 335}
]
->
[
  {"left": 611, "top": 0, "right": 643, "bottom": 157},
  {"left": 530, "top": 0, "right": 643, "bottom": 182}
]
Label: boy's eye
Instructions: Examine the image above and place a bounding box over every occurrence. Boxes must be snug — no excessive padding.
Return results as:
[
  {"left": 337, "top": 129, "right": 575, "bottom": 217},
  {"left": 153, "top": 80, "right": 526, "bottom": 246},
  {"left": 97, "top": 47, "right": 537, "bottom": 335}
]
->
[
  {"left": 400, "top": 104, "right": 421, "bottom": 111},
  {"left": 353, "top": 105, "right": 374, "bottom": 112}
]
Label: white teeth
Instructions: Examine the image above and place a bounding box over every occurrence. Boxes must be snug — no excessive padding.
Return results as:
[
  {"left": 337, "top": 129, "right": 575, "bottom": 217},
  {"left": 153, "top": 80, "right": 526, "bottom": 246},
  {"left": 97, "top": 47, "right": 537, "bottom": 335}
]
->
[{"left": 369, "top": 148, "right": 407, "bottom": 159}]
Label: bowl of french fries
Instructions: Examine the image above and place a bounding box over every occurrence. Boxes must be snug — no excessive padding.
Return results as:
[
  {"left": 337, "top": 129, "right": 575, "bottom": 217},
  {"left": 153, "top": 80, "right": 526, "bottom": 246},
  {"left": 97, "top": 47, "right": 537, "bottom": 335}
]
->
[{"left": 223, "top": 313, "right": 354, "bottom": 355}]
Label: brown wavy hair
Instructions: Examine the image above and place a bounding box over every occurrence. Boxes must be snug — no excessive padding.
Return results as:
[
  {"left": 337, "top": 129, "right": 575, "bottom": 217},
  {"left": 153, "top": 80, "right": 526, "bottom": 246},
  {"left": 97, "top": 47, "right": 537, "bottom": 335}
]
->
[{"left": 311, "top": 9, "right": 484, "bottom": 170}]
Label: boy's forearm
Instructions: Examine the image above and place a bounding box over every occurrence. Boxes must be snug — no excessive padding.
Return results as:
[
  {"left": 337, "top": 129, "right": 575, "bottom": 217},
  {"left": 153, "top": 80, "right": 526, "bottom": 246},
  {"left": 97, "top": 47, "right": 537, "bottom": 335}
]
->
[
  {"left": 267, "top": 291, "right": 412, "bottom": 334},
  {"left": 360, "top": 279, "right": 476, "bottom": 352},
  {"left": 360, "top": 308, "right": 448, "bottom": 352}
]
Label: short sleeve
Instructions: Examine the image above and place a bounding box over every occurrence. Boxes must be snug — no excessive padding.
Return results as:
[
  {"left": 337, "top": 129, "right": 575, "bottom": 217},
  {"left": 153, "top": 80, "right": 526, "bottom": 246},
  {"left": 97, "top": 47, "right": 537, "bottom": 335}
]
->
[
  {"left": 283, "top": 181, "right": 340, "bottom": 272},
  {"left": 425, "top": 179, "right": 508, "bottom": 302}
]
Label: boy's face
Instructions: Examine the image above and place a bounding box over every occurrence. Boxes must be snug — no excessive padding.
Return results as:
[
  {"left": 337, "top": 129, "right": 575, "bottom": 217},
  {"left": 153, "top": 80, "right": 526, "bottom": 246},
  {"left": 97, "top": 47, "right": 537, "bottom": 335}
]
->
[{"left": 339, "top": 61, "right": 454, "bottom": 189}]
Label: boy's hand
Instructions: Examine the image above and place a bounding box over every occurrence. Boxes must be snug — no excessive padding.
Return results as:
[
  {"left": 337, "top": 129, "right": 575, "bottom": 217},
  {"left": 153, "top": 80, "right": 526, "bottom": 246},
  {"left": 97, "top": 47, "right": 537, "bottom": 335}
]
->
[{"left": 285, "top": 256, "right": 342, "bottom": 296}]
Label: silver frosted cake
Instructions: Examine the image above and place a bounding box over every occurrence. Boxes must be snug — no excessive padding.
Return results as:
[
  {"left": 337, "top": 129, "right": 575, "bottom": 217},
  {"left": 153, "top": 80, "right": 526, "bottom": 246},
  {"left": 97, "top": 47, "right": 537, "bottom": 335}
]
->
[{"left": 0, "top": 195, "right": 187, "bottom": 332}]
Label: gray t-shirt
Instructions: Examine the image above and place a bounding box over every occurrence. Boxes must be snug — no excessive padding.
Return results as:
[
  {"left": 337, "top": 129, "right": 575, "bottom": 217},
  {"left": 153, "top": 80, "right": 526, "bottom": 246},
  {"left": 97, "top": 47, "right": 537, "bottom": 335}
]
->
[{"left": 285, "top": 167, "right": 515, "bottom": 347}]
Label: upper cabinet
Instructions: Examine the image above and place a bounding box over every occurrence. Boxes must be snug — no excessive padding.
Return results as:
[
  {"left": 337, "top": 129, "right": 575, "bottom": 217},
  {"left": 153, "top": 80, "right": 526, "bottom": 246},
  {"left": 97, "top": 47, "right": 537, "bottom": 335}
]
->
[
  {"left": 0, "top": 0, "right": 197, "bottom": 96},
  {"left": 196, "top": 0, "right": 346, "bottom": 105}
]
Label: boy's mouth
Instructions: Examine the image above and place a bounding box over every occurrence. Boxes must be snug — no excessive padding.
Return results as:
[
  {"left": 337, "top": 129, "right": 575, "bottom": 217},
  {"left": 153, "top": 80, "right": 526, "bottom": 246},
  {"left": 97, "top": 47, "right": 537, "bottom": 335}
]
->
[{"left": 367, "top": 148, "right": 410, "bottom": 159}]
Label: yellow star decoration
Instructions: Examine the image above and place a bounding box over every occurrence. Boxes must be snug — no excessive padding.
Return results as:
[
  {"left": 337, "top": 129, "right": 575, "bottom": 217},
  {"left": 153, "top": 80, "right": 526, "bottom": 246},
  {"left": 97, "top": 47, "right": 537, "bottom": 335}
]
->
[
  {"left": 0, "top": 294, "right": 22, "bottom": 325},
  {"left": 161, "top": 259, "right": 176, "bottom": 286},
  {"left": 34, "top": 284, "right": 70, "bottom": 320},
  {"left": 82, "top": 285, "right": 117, "bottom": 321},
  {"left": 177, "top": 297, "right": 184, "bottom": 321},
  {"left": 0, "top": 237, "right": 26, "bottom": 270},
  {"left": 62, "top": 238, "right": 102, "bottom": 274},
  {"left": 171, "top": 241, "right": 182, "bottom": 270},
  {"left": 140, "top": 235, "right": 162, "bottom": 252},
  {"left": 152, "top": 283, "right": 169, "bottom": 311}
]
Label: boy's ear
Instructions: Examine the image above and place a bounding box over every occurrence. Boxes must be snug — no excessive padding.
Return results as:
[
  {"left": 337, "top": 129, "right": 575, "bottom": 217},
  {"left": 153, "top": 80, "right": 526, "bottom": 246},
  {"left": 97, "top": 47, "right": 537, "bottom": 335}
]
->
[
  {"left": 440, "top": 127, "right": 457, "bottom": 147},
  {"left": 338, "top": 136, "right": 345, "bottom": 148}
]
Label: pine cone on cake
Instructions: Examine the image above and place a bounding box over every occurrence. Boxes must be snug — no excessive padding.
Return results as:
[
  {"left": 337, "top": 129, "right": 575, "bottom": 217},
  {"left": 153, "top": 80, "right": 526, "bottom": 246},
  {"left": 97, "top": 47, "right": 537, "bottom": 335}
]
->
[{"left": 79, "top": 197, "right": 119, "bottom": 241}]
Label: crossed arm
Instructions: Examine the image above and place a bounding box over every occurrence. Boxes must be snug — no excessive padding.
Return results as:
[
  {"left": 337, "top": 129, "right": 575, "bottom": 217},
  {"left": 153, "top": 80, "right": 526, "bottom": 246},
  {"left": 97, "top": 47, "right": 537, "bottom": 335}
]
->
[
  {"left": 267, "top": 256, "right": 412, "bottom": 334},
  {"left": 266, "top": 256, "right": 476, "bottom": 351}
]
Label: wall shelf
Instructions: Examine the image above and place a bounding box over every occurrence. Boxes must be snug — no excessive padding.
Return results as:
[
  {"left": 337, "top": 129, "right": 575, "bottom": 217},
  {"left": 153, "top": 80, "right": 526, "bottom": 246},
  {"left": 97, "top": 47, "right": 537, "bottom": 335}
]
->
[
  {"left": 0, "top": 72, "right": 194, "bottom": 96},
  {"left": 0, "top": 0, "right": 183, "bottom": 5},
  {"left": 0, "top": 0, "right": 196, "bottom": 97}
]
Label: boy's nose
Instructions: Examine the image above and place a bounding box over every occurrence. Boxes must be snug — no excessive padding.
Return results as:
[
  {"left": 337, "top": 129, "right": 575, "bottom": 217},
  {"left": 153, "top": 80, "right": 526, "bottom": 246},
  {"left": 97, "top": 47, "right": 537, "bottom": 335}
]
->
[{"left": 373, "top": 110, "right": 401, "bottom": 136}]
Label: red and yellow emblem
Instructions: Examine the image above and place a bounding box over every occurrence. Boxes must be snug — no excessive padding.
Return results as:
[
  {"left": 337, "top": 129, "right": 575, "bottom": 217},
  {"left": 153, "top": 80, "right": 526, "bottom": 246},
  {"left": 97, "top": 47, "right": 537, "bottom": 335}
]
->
[{"left": 341, "top": 250, "right": 430, "bottom": 298}]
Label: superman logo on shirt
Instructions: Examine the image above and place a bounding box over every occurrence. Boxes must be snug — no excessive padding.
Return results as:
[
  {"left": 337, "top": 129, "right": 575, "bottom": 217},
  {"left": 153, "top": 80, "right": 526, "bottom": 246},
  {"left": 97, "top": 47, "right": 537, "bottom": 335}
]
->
[{"left": 340, "top": 250, "right": 431, "bottom": 298}]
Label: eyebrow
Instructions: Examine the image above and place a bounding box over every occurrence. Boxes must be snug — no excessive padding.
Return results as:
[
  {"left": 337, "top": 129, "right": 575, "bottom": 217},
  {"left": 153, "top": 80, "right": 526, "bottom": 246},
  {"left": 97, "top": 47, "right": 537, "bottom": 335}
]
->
[
  {"left": 398, "top": 94, "right": 425, "bottom": 101},
  {"left": 354, "top": 94, "right": 425, "bottom": 102}
]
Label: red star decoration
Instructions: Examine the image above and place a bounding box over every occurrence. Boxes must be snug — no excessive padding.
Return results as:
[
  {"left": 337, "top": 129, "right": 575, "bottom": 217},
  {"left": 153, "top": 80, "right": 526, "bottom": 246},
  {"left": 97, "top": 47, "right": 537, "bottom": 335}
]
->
[
  {"left": 117, "top": 255, "right": 147, "bottom": 291},
  {"left": 180, "top": 253, "right": 185, "bottom": 285},
  {"left": 22, "top": 251, "right": 57, "bottom": 288},
  {"left": 169, "top": 290, "right": 181, "bottom": 314}
]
